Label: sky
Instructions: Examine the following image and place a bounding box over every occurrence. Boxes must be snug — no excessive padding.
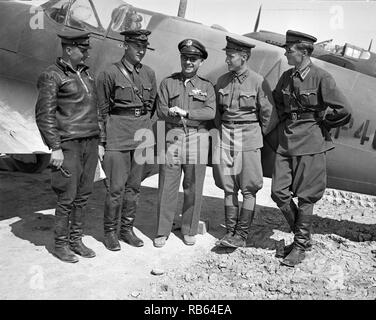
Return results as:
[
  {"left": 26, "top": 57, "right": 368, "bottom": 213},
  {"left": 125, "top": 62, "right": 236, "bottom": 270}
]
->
[{"left": 126, "top": 0, "right": 376, "bottom": 50}]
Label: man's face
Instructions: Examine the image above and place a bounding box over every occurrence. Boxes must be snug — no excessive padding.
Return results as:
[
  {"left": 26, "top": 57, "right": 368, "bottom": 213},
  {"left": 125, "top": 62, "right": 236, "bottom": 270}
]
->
[
  {"left": 68, "top": 46, "right": 90, "bottom": 67},
  {"left": 180, "top": 54, "right": 203, "bottom": 78},
  {"left": 225, "top": 50, "right": 246, "bottom": 72},
  {"left": 284, "top": 44, "right": 304, "bottom": 66},
  {"left": 124, "top": 41, "right": 147, "bottom": 65}
]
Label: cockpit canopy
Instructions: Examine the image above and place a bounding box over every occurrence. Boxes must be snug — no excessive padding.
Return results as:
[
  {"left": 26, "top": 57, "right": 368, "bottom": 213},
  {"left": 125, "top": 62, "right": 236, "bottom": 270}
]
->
[{"left": 43, "top": 0, "right": 153, "bottom": 37}]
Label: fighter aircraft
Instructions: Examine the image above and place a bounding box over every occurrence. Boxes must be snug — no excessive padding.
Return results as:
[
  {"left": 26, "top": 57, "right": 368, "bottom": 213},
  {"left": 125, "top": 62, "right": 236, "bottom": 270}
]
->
[
  {"left": 245, "top": 6, "right": 376, "bottom": 78},
  {"left": 1, "top": 0, "right": 376, "bottom": 197}
]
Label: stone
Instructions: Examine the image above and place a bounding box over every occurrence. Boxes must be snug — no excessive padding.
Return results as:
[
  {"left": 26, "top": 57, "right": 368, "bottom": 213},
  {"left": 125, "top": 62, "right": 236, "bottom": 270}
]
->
[
  {"left": 151, "top": 268, "right": 165, "bottom": 276},
  {"left": 198, "top": 220, "right": 209, "bottom": 234}
]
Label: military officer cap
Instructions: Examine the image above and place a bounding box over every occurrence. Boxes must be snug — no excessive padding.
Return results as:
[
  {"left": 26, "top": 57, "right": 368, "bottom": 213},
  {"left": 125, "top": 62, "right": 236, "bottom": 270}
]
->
[
  {"left": 285, "top": 30, "right": 317, "bottom": 46},
  {"left": 224, "top": 36, "right": 255, "bottom": 54},
  {"left": 178, "top": 39, "right": 208, "bottom": 59},
  {"left": 120, "top": 29, "right": 151, "bottom": 44},
  {"left": 57, "top": 30, "right": 92, "bottom": 49},
  {"left": 120, "top": 29, "right": 155, "bottom": 50}
]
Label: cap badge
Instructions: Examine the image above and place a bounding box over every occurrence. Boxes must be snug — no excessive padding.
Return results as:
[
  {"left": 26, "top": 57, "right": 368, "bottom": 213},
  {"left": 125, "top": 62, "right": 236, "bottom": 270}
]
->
[{"left": 186, "top": 39, "right": 193, "bottom": 46}]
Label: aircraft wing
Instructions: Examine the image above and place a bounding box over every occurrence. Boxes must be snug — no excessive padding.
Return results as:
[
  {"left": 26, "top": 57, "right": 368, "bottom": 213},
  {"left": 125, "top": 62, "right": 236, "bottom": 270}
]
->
[{"left": 0, "top": 77, "right": 49, "bottom": 154}]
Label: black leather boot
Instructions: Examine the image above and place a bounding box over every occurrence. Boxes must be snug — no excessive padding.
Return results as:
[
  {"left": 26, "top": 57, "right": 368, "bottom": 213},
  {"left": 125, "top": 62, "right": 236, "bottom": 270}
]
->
[
  {"left": 281, "top": 213, "right": 312, "bottom": 267},
  {"left": 70, "top": 239, "right": 96, "bottom": 258},
  {"left": 221, "top": 208, "right": 255, "bottom": 248},
  {"left": 279, "top": 200, "right": 298, "bottom": 233},
  {"left": 281, "top": 244, "right": 306, "bottom": 267},
  {"left": 54, "top": 212, "right": 78, "bottom": 263},
  {"left": 217, "top": 206, "right": 238, "bottom": 246},
  {"left": 104, "top": 231, "right": 121, "bottom": 251},
  {"left": 279, "top": 240, "right": 312, "bottom": 258},
  {"left": 120, "top": 200, "right": 144, "bottom": 247},
  {"left": 53, "top": 245, "right": 79, "bottom": 263},
  {"left": 69, "top": 207, "right": 96, "bottom": 258}
]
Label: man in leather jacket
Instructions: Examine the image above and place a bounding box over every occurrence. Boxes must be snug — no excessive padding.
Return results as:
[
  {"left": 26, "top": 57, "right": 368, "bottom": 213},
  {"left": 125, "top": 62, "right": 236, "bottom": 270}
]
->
[{"left": 35, "top": 30, "right": 100, "bottom": 263}]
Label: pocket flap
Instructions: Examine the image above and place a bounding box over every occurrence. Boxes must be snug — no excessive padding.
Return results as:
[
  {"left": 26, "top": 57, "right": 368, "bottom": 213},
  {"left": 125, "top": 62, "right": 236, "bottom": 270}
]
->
[
  {"left": 300, "top": 89, "right": 317, "bottom": 96},
  {"left": 142, "top": 84, "right": 152, "bottom": 91},
  {"left": 114, "top": 79, "right": 131, "bottom": 90},
  {"left": 169, "top": 91, "right": 180, "bottom": 99},
  {"left": 218, "top": 88, "right": 230, "bottom": 96},
  {"left": 189, "top": 93, "right": 206, "bottom": 101},
  {"left": 239, "top": 91, "right": 256, "bottom": 98}
]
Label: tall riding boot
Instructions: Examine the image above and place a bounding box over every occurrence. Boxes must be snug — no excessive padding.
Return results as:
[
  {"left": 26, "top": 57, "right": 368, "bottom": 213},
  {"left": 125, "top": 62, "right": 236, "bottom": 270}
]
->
[
  {"left": 70, "top": 207, "right": 95, "bottom": 258},
  {"left": 282, "top": 213, "right": 312, "bottom": 267},
  {"left": 279, "top": 200, "right": 298, "bottom": 233},
  {"left": 274, "top": 200, "right": 299, "bottom": 258},
  {"left": 222, "top": 208, "right": 255, "bottom": 248},
  {"left": 103, "top": 192, "right": 121, "bottom": 251},
  {"left": 54, "top": 210, "right": 78, "bottom": 263},
  {"left": 217, "top": 206, "right": 238, "bottom": 246},
  {"left": 120, "top": 200, "right": 144, "bottom": 247}
]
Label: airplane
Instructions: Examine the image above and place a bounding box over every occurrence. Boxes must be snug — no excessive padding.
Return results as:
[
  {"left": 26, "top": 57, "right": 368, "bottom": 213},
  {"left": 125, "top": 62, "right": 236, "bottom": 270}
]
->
[
  {"left": 245, "top": 6, "right": 376, "bottom": 78},
  {"left": 1, "top": 0, "right": 376, "bottom": 197}
]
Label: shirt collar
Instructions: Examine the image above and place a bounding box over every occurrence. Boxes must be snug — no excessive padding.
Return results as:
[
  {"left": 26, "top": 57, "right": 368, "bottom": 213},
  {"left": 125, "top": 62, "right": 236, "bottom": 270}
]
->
[
  {"left": 56, "top": 58, "right": 88, "bottom": 74},
  {"left": 121, "top": 58, "right": 142, "bottom": 74},
  {"left": 232, "top": 68, "right": 249, "bottom": 83},
  {"left": 180, "top": 72, "right": 199, "bottom": 87},
  {"left": 293, "top": 61, "right": 312, "bottom": 80}
]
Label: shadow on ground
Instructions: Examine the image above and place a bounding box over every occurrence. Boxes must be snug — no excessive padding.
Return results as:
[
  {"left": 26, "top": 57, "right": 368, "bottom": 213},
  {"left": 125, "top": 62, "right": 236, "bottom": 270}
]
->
[{"left": 1, "top": 170, "right": 375, "bottom": 259}]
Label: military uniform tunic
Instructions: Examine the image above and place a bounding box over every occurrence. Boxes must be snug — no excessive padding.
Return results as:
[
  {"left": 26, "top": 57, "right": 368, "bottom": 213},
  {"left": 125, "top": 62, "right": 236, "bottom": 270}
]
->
[
  {"left": 97, "top": 59, "right": 157, "bottom": 151},
  {"left": 271, "top": 62, "right": 352, "bottom": 207},
  {"left": 96, "top": 59, "right": 157, "bottom": 234},
  {"left": 273, "top": 63, "right": 351, "bottom": 156},
  {"left": 156, "top": 72, "right": 216, "bottom": 237},
  {"left": 213, "top": 67, "right": 277, "bottom": 209}
]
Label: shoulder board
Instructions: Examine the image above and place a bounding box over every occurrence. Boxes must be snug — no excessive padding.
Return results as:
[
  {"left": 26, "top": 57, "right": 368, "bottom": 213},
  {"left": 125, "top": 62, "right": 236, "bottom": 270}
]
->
[{"left": 197, "top": 75, "right": 214, "bottom": 85}]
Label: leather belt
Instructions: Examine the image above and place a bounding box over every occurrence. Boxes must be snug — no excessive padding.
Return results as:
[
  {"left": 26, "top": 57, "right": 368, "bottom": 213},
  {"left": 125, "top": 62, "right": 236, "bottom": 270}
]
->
[
  {"left": 110, "top": 107, "right": 147, "bottom": 117},
  {"left": 222, "top": 120, "right": 259, "bottom": 125},
  {"left": 167, "top": 123, "right": 199, "bottom": 129},
  {"left": 287, "top": 112, "right": 322, "bottom": 121}
]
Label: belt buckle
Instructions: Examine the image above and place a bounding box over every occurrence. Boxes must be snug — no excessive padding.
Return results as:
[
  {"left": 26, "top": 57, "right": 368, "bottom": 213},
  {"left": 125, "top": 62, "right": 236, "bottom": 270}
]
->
[
  {"left": 291, "top": 112, "right": 297, "bottom": 121},
  {"left": 134, "top": 108, "right": 141, "bottom": 117}
]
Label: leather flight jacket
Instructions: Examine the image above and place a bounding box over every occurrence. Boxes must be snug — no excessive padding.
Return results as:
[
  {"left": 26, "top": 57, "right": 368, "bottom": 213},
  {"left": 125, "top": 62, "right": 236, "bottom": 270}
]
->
[{"left": 35, "top": 58, "right": 99, "bottom": 150}]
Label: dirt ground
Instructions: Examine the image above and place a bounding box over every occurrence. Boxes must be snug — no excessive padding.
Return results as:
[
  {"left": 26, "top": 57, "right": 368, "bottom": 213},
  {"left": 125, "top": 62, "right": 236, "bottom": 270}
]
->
[{"left": 1, "top": 168, "right": 376, "bottom": 300}]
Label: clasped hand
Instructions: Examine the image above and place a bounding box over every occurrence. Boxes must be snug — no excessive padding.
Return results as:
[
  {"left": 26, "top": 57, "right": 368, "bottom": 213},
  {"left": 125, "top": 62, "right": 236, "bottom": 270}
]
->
[{"left": 168, "top": 106, "right": 187, "bottom": 118}]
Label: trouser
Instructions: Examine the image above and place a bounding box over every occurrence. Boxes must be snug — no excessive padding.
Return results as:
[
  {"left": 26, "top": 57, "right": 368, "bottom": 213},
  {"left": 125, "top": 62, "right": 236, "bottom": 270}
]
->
[
  {"left": 51, "top": 137, "right": 98, "bottom": 247},
  {"left": 103, "top": 149, "right": 148, "bottom": 234},
  {"left": 271, "top": 152, "right": 327, "bottom": 248},
  {"left": 213, "top": 149, "right": 263, "bottom": 239},
  {"left": 156, "top": 127, "right": 208, "bottom": 236}
]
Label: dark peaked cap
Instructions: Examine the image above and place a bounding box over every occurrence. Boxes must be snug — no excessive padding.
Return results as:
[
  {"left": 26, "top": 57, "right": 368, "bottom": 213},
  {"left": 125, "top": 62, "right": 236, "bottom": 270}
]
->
[
  {"left": 178, "top": 39, "right": 208, "bottom": 59},
  {"left": 120, "top": 29, "right": 150, "bottom": 44},
  {"left": 285, "top": 30, "right": 317, "bottom": 46},
  {"left": 224, "top": 36, "right": 255, "bottom": 53},
  {"left": 120, "top": 29, "right": 154, "bottom": 50},
  {"left": 57, "top": 30, "right": 92, "bottom": 49}
]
